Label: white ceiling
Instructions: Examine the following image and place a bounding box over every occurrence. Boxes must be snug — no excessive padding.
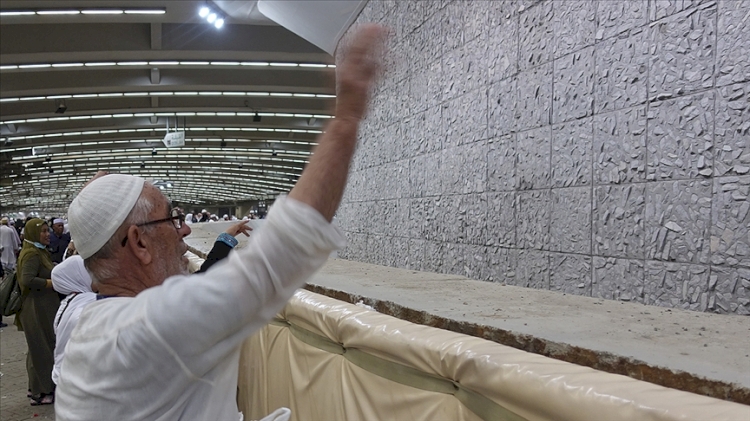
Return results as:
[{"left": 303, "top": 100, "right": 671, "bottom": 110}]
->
[{"left": 0, "top": 0, "right": 337, "bottom": 215}]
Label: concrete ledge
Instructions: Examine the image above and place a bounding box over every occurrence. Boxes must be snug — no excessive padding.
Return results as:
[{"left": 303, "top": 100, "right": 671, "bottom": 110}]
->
[{"left": 306, "top": 259, "right": 750, "bottom": 405}]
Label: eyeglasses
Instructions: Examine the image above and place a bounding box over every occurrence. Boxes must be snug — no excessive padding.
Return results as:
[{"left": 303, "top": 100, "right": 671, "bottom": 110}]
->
[{"left": 121, "top": 208, "right": 185, "bottom": 246}]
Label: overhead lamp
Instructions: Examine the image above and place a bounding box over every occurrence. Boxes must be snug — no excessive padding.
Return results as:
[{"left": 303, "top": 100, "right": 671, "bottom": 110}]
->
[{"left": 198, "top": 3, "right": 224, "bottom": 29}]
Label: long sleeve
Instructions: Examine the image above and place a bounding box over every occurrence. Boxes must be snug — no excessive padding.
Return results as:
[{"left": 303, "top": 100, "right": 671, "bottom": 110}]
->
[
  {"left": 136, "top": 197, "right": 345, "bottom": 377},
  {"left": 19, "top": 253, "right": 48, "bottom": 291},
  {"left": 196, "top": 241, "right": 232, "bottom": 273}
]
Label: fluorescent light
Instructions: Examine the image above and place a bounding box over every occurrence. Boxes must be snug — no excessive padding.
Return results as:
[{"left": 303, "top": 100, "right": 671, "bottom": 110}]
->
[
  {"left": 124, "top": 9, "right": 165, "bottom": 15},
  {"left": 117, "top": 61, "right": 148, "bottom": 66},
  {"left": 0, "top": 98, "right": 19, "bottom": 102},
  {"left": 37, "top": 10, "right": 80, "bottom": 15},
  {"left": 299, "top": 63, "right": 327, "bottom": 68},
  {"left": 199, "top": 7, "right": 210, "bottom": 17},
  {"left": 270, "top": 63, "right": 298, "bottom": 67},
  {"left": 0, "top": 65, "right": 18, "bottom": 70},
  {"left": 124, "top": 92, "right": 148, "bottom": 96},
  {"left": 47, "top": 95, "right": 72, "bottom": 99},
  {"left": 52, "top": 63, "right": 83, "bottom": 67},
  {"left": 214, "top": 18, "right": 224, "bottom": 29},
  {"left": 1, "top": 11, "right": 35, "bottom": 16},
  {"left": 85, "top": 62, "right": 116, "bottom": 66},
  {"left": 19, "top": 64, "right": 51, "bottom": 69},
  {"left": 207, "top": 13, "right": 217, "bottom": 23},
  {"left": 81, "top": 10, "right": 124, "bottom": 15},
  {"left": 241, "top": 62, "right": 269, "bottom": 66},
  {"left": 20, "top": 96, "right": 45, "bottom": 101},
  {"left": 179, "top": 61, "right": 209, "bottom": 65},
  {"left": 149, "top": 61, "right": 179, "bottom": 65}
]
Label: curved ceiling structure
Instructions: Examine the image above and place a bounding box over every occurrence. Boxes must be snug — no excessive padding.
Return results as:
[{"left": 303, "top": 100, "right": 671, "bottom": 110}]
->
[{"left": 0, "top": 0, "right": 336, "bottom": 216}]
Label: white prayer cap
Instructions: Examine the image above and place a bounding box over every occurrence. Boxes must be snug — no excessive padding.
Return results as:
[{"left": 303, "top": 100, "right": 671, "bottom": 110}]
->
[
  {"left": 68, "top": 174, "right": 145, "bottom": 259},
  {"left": 53, "top": 218, "right": 65, "bottom": 225}
]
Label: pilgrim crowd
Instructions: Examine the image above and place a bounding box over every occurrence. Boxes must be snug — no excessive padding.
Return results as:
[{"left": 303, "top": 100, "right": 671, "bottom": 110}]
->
[{"left": 0, "top": 25, "right": 383, "bottom": 420}]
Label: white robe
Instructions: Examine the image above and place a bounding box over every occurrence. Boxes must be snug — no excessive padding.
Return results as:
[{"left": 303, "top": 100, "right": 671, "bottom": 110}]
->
[
  {"left": 0, "top": 224, "right": 20, "bottom": 270},
  {"left": 55, "top": 197, "right": 344, "bottom": 421}
]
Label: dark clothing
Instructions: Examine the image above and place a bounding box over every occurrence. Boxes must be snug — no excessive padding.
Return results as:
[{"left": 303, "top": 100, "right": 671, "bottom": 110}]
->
[
  {"left": 48, "top": 231, "right": 71, "bottom": 264},
  {"left": 17, "top": 253, "right": 59, "bottom": 396},
  {"left": 197, "top": 241, "right": 233, "bottom": 273}
]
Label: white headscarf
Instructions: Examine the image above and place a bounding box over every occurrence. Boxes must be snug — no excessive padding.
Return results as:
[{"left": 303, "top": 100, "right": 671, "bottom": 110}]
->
[
  {"left": 51, "top": 255, "right": 97, "bottom": 384},
  {"left": 52, "top": 255, "right": 93, "bottom": 295}
]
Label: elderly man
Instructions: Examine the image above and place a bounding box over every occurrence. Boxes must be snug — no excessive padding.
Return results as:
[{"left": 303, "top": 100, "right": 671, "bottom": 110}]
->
[
  {"left": 48, "top": 218, "right": 71, "bottom": 263},
  {"left": 55, "top": 25, "right": 383, "bottom": 421}
]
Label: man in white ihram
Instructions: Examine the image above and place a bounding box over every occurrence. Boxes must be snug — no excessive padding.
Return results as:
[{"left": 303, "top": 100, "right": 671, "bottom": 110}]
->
[{"left": 55, "top": 25, "right": 384, "bottom": 421}]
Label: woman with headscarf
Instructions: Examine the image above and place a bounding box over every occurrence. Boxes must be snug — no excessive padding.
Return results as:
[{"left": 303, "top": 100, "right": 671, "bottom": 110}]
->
[
  {"left": 51, "top": 255, "right": 96, "bottom": 385},
  {"left": 15, "top": 218, "right": 60, "bottom": 405}
]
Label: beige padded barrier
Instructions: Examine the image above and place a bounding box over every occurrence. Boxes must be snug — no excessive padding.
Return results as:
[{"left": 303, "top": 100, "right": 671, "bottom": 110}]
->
[{"left": 238, "top": 289, "right": 750, "bottom": 421}]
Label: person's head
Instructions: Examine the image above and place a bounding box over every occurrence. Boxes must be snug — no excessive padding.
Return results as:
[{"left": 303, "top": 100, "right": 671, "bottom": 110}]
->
[
  {"left": 51, "top": 255, "right": 93, "bottom": 295},
  {"left": 68, "top": 174, "right": 192, "bottom": 293},
  {"left": 0, "top": 217, "right": 8, "bottom": 225},
  {"left": 52, "top": 218, "right": 65, "bottom": 236},
  {"left": 25, "top": 218, "right": 50, "bottom": 246}
]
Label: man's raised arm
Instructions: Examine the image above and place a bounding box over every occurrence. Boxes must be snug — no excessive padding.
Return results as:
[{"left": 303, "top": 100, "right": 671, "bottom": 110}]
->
[{"left": 288, "top": 25, "right": 385, "bottom": 221}]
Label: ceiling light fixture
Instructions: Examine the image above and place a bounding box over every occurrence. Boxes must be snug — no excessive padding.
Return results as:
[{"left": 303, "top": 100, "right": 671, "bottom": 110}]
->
[
  {"left": 198, "top": 3, "right": 225, "bottom": 29},
  {"left": 0, "top": 8, "right": 165, "bottom": 16}
]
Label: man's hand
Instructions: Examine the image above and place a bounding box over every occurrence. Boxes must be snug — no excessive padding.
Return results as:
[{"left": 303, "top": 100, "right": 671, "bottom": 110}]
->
[
  {"left": 335, "top": 24, "right": 386, "bottom": 123},
  {"left": 225, "top": 220, "right": 252, "bottom": 237},
  {"left": 289, "top": 25, "right": 386, "bottom": 221}
]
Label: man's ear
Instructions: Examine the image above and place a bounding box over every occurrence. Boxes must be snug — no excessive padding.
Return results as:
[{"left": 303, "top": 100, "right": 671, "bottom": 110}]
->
[{"left": 125, "top": 225, "right": 153, "bottom": 265}]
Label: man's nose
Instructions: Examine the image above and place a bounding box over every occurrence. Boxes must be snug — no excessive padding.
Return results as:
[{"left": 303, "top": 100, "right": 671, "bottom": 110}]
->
[{"left": 180, "top": 222, "right": 192, "bottom": 238}]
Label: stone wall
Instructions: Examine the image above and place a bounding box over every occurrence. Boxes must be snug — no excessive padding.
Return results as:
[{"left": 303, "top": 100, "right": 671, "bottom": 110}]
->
[{"left": 336, "top": 0, "right": 750, "bottom": 314}]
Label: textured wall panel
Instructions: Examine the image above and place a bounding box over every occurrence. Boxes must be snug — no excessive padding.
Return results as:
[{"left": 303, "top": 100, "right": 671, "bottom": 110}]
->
[
  {"left": 488, "top": 134, "right": 517, "bottom": 192},
  {"left": 593, "top": 257, "right": 645, "bottom": 302},
  {"left": 486, "top": 192, "right": 517, "bottom": 248},
  {"left": 714, "top": 82, "right": 750, "bottom": 176},
  {"left": 550, "top": 187, "right": 592, "bottom": 254},
  {"left": 441, "top": 141, "right": 487, "bottom": 195},
  {"left": 518, "top": 189, "right": 550, "bottom": 250},
  {"left": 593, "top": 106, "right": 647, "bottom": 184},
  {"left": 339, "top": 0, "right": 750, "bottom": 313},
  {"left": 517, "top": 62, "right": 553, "bottom": 130},
  {"left": 710, "top": 265, "right": 750, "bottom": 315},
  {"left": 488, "top": 9, "right": 519, "bottom": 83},
  {"left": 516, "top": 126, "right": 551, "bottom": 190},
  {"left": 594, "top": 30, "right": 648, "bottom": 113},
  {"left": 485, "top": 246, "right": 518, "bottom": 284},
  {"left": 456, "top": 193, "right": 487, "bottom": 245},
  {"left": 717, "top": 0, "right": 750, "bottom": 87},
  {"left": 648, "top": 4, "right": 716, "bottom": 98},
  {"left": 552, "top": 0, "right": 596, "bottom": 58},
  {"left": 488, "top": 77, "right": 518, "bottom": 138},
  {"left": 596, "top": 0, "right": 648, "bottom": 41},
  {"left": 647, "top": 91, "right": 714, "bottom": 181},
  {"left": 443, "top": 89, "right": 488, "bottom": 148},
  {"left": 518, "top": 0, "right": 554, "bottom": 70},
  {"left": 550, "top": 252, "right": 592, "bottom": 296},
  {"left": 517, "top": 249, "right": 549, "bottom": 288},
  {"left": 551, "top": 118, "right": 593, "bottom": 187},
  {"left": 553, "top": 46, "right": 595, "bottom": 123},
  {"left": 645, "top": 261, "right": 710, "bottom": 311},
  {"left": 711, "top": 176, "right": 750, "bottom": 268},
  {"left": 645, "top": 180, "right": 712, "bottom": 264},
  {"left": 593, "top": 184, "right": 646, "bottom": 258}
]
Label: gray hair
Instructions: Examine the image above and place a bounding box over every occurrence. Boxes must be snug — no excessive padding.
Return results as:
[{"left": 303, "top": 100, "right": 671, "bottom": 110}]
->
[{"left": 85, "top": 192, "right": 155, "bottom": 283}]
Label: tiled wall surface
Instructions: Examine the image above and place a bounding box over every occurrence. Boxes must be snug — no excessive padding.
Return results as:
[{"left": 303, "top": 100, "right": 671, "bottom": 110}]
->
[{"left": 336, "top": 0, "right": 750, "bottom": 314}]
